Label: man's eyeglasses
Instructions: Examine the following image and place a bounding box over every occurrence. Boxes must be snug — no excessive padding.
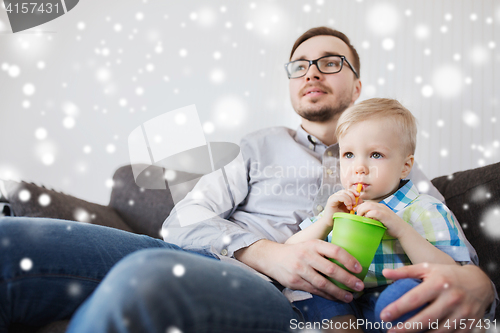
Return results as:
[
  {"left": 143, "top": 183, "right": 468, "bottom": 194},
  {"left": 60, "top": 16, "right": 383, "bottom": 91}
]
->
[{"left": 284, "top": 55, "right": 359, "bottom": 79}]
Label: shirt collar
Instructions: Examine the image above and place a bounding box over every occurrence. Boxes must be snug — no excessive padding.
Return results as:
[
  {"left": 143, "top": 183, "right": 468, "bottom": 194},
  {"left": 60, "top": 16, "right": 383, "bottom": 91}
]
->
[
  {"left": 294, "top": 125, "right": 312, "bottom": 148},
  {"left": 380, "top": 179, "right": 419, "bottom": 212},
  {"left": 295, "top": 125, "right": 329, "bottom": 150}
]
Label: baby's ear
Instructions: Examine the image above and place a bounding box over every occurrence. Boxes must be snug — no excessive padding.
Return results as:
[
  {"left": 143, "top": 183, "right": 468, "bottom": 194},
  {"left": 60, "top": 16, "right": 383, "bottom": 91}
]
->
[{"left": 401, "top": 154, "right": 414, "bottom": 179}]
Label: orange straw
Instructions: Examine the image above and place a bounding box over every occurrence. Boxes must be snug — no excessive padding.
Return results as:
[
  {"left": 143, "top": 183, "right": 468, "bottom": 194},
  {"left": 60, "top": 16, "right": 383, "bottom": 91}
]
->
[{"left": 350, "top": 183, "right": 363, "bottom": 214}]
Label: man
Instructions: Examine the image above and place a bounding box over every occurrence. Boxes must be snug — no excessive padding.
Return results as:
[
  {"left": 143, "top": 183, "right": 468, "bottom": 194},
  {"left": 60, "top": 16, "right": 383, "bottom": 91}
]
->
[{"left": 65, "top": 27, "right": 496, "bottom": 332}]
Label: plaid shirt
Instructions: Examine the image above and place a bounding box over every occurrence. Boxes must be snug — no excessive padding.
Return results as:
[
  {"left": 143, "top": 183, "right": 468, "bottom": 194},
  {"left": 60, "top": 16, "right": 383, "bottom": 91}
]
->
[{"left": 300, "top": 180, "right": 471, "bottom": 288}]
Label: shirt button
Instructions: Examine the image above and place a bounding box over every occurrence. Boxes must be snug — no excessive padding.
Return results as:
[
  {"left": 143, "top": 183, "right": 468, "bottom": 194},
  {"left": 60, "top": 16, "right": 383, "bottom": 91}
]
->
[
  {"left": 311, "top": 137, "right": 317, "bottom": 143},
  {"left": 327, "top": 151, "right": 333, "bottom": 156},
  {"left": 220, "top": 249, "right": 228, "bottom": 256},
  {"left": 326, "top": 169, "right": 333, "bottom": 175},
  {"left": 316, "top": 205, "right": 323, "bottom": 212},
  {"left": 309, "top": 144, "right": 314, "bottom": 150}
]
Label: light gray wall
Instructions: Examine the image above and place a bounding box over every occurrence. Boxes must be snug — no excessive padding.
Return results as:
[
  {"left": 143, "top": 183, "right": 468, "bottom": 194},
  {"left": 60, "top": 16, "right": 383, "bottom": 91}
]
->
[{"left": 0, "top": 0, "right": 499, "bottom": 204}]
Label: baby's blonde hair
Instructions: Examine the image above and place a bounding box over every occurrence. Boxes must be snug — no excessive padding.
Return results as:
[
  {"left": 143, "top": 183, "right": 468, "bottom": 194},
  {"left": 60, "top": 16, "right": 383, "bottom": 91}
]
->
[{"left": 335, "top": 98, "right": 417, "bottom": 155}]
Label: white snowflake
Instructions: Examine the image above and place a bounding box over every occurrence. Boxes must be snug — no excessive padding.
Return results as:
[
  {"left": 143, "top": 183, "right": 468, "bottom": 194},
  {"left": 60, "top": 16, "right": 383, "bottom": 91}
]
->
[
  {"left": 481, "top": 206, "right": 500, "bottom": 239},
  {"left": 366, "top": 3, "right": 400, "bottom": 35},
  {"left": 203, "top": 122, "right": 215, "bottom": 134},
  {"left": 417, "top": 181, "right": 430, "bottom": 193},
  {"left": 41, "top": 154, "right": 55, "bottom": 165},
  {"left": 96, "top": 68, "right": 111, "bottom": 82},
  {"left": 74, "top": 208, "right": 91, "bottom": 223},
  {"left": 210, "top": 69, "right": 225, "bottom": 84},
  {"left": 20, "top": 258, "right": 33, "bottom": 271},
  {"left": 197, "top": 7, "right": 216, "bottom": 27},
  {"left": 8, "top": 65, "right": 20, "bottom": 77},
  {"left": 105, "top": 179, "right": 114, "bottom": 188},
  {"left": 222, "top": 235, "right": 232, "bottom": 245},
  {"left": 470, "top": 45, "right": 489, "bottom": 66},
  {"left": 414, "top": 24, "right": 430, "bottom": 39},
  {"left": 214, "top": 96, "right": 246, "bottom": 127},
  {"left": 164, "top": 170, "right": 177, "bottom": 181},
  {"left": 63, "top": 117, "right": 75, "bottom": 129},
  {"left": 421, "top": 85, "right": 433, "bottom": 98},
  {"left": 38, "top": 194, "right": 51, "bottom": 206},
  {"left": 166, "top": 327, "right": 183, "bottom": 333},
  {"left": 381, "top": 38, "right": 394, "bottom": 51},
  {"left": 23, "top": 83, "right": 36, "bottom": 96},
  {"left": 35, "top": 128, "right": 47, "bottom": 140},
  {"left": 172, "top": 264, "right": 185, "bottom": 277},
  {"left": 18, "top": 189, "right": 31, "bottom": 202},
  {"left": 67, "top": 282, "right": 82, "bottom": 297},
  {"left": 462, "top": 111, "right": 480, "bottom": 128},
  {"left": 106, "top": 144, "right": 116, "bottom": 154}
]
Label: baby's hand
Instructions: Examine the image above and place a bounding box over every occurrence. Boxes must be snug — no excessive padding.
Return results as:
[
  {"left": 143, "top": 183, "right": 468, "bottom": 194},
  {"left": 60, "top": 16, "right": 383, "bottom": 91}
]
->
[
  {"left": 354, "top": 202, "right": 409, "bottom": 239},
  {"left": 324, "top": 189, "right": 363, "bottom": 217}
]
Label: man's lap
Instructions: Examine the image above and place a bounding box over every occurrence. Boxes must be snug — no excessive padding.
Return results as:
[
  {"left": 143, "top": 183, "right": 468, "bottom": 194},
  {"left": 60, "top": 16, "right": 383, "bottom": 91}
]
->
[
  {"left": 67, "top": 248, "right": 302, "bottom": 332},
  {"left": 0, "top": 217, "right": 299, "bottom": 331},
  {"left": 0, "top": 217, "right": 196, "bottom": 327}
]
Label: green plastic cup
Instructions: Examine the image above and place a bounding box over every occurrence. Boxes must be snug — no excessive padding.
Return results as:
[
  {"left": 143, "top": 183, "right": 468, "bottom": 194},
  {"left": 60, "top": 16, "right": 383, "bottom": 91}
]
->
[{"left": 328, "top": 212, "right": 387, "bottom": 291}]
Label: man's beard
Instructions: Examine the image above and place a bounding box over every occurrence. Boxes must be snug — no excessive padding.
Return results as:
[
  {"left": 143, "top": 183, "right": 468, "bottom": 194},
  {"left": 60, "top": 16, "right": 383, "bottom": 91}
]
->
[{"left": 296, "top": 98, "right": 351, "bottom": 123}]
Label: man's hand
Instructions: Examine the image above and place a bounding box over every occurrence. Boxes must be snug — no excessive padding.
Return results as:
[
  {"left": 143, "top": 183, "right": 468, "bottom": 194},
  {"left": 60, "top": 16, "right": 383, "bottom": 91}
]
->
[
  {"left": 235, "top": 239, "right": 365, "bottom": 302},
  {"left": 380, "top": 263, "right": 495, "bottom": 333}
]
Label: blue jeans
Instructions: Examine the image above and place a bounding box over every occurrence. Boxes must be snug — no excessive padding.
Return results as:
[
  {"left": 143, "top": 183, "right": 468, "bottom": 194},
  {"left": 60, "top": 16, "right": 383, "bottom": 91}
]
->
[
  {"left": 0, "top": 217, "right": 301, "bottom": 333},
  {"left": 294, "top": 279, "right": 425, "bottom": 333}
]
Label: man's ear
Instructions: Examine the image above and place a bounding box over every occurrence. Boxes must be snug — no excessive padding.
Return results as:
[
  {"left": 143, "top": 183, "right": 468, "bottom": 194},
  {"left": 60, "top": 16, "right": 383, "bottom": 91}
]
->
[
  {"left": 351, "top": 79, "right": 362, "bottom": 105},
  {"left": 401, "top": 154, "right": 414, "bottom": 179}
]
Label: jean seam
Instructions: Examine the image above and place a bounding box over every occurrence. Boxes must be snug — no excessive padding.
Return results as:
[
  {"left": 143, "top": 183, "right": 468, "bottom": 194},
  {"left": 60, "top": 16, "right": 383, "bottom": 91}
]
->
[{"left": 0, "top": 273, "right": 102, "bottom": 285}]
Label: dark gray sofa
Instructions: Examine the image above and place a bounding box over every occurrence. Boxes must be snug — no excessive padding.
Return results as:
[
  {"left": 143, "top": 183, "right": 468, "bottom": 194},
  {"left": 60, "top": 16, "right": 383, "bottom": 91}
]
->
[{"left": 2, "top": 162, "right": 499, "bottom": 332}]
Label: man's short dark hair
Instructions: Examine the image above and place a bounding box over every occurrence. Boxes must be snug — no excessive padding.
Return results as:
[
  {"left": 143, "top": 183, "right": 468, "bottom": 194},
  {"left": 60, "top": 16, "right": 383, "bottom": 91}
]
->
[{"left": 290, "top": 26, "right": 361, "bottom": 78}]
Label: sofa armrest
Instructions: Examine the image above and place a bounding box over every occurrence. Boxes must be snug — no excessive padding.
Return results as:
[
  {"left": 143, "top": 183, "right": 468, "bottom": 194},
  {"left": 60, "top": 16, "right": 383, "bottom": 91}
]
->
[{"left": 1, "top": 180, "right": 133, "bottom": 233}]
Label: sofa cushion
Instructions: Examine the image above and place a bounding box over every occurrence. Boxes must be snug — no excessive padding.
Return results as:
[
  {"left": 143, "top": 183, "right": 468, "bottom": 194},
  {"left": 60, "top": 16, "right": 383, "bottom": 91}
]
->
[
  {"left": 109, "top": 164, "right": 201, "bottom": 239},
  {"left": 431, "top": 161, "right": 500, "bottom": 318},
  {"left": 2, "top": 180, "right": 133, "bottom": 233}
]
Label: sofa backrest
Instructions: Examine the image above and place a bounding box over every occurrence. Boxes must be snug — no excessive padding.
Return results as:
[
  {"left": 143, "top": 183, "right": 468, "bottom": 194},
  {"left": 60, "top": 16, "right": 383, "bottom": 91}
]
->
[{"left": 432, "top": 161, "right": 500, "bottom": 318}]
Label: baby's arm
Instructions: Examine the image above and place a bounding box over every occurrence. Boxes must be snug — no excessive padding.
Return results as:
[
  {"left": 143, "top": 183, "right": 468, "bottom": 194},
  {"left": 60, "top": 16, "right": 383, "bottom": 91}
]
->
[
  {"left": 355, "top": 202, "right": 457, "bottom": 265},
  {"left": 285, "top": 214, "right": 333, "bottom": 244},
  {"left": 286, "top": 189, "right": 361, "bottom": 244}
]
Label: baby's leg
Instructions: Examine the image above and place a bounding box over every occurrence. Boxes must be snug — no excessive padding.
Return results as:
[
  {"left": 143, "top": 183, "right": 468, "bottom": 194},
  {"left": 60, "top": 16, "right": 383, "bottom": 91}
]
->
[{"left": 374, "top": 279, "right": 426, "bottom": 328}]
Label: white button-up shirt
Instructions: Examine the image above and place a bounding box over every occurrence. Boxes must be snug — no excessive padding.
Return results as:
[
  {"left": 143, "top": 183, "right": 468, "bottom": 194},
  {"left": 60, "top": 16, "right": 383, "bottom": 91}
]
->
[{"left": 162, "top": 126, "right": 470, "bottom": 258}]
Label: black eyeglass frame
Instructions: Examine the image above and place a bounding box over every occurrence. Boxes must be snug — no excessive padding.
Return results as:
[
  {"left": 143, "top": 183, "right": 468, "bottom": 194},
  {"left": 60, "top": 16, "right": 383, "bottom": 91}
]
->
[{"left": 284, "top": 55, "right": 359, "bottom": 79}]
